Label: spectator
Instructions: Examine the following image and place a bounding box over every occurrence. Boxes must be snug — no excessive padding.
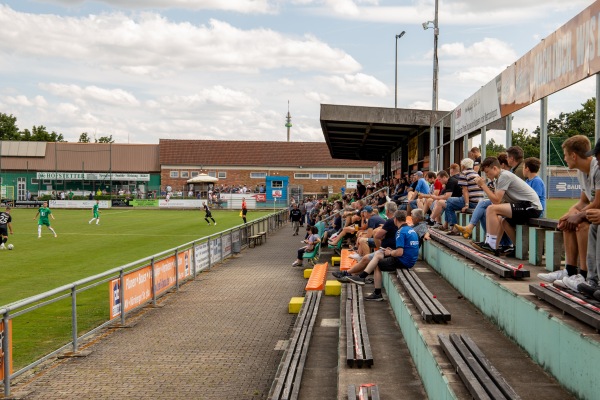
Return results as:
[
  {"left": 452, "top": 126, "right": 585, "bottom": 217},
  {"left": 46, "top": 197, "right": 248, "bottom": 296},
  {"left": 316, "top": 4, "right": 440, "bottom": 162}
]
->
[
  {"left": 352, "top": 206, "right": 386, "bottom": 258},
  {"left": 426, "top": 165, "right": 462, "bottom": 228},
  {"left": 289, "top": 204, "right": 302, "bottom": 236},
  {"left": 328, "top": 204, "right": 372, "bottom": 247},
  {"left": 376, "top": 190, "right": 387, "bottom": 213},
  {"left": 356, "top": 181, "right": 367, "bottom": 199},
  {"left": 507, "top": 146, "right": 525, "bottom": 180},
  {"left": 471, "top": 157, "right": 543, "bottom": 255},
  {"left": 524, "top": 157, "right": 546, "bottom": 212},
  {"left": 292, "top": 225, "right": 320, "bottom": 267},
  {"left": 345, "top": 210, "right": 420, "bottom": 301},
  {"left": 299, "top": 200, "right": 306, "bottom": 227},
  {"left": 539, "top": 136, "right": 600, "bottom": 292},
  {"left": 470, "top": 147, "right": 482, "bottom": 173},
  {"left": 406, "top": 171, "right": 430, "bottom": 213},
  {"left": 445, "top": 158, "right": 483, "bottom": 235},
  {"left": 304, "top": 197, "right": 315, "bottom": 225}
]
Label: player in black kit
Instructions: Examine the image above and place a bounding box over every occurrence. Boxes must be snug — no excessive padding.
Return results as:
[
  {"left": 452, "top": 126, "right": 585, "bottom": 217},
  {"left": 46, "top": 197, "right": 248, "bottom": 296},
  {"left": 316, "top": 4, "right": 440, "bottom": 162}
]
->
[
  {"left": 0, "top": 206, "right": 14, "bottom": 249},
  {"left": 203, "top": 202, "right": 216, "bottom": 226}
]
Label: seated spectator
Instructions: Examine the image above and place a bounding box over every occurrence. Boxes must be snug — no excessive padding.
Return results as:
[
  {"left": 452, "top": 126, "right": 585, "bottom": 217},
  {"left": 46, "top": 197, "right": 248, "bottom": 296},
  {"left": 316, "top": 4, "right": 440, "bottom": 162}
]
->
[
  {"left": 344, "top": 210, "right": 421, "bottom": 301},
  {"left": 352, "top": 205, "right": 388, "bottom": 258},
  {"left": 292, "top": 225, "right": 320, "bottom": 267},
  {"left": 376, "top": 190, "right": 388, "bottom": 213},
  {"left": 471, "top": 157, "right": 542, "bottom": 256},
  {"left": 539, "top": 135, "right": 600, "bottom": 292},
  {"left": 421, "top": 164, "right": 461, "bottom": 228},
  {"left": 445, "top": 158, "right": 483, "bottom": 235},
  {"left": 410, "top": 208, "right": 430, "bottom": 245},
  {"left": 470, "top": 147, "right": 482, "bottom": 174},
  {"left": 415, "top": 171, "right": 440, "bottom": 213},
  {"left": 406, "top": 171, "right": 430, "bottom": 213},
  {"left": 328, "top": 204, "right": 372, "bottom": 247},
  {"left": 524, "top": 157, "right": 546, "bottom": 212},
  {"left": 507, "top": 146, "right": 525, "bottom": 179}
]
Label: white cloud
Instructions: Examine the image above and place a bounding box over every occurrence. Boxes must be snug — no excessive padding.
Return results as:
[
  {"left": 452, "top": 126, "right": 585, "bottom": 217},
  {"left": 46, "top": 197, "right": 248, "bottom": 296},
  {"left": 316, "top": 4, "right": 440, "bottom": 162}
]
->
[
  {"left": 323, "top": 73, "right": 388, "bottom": 97},
  {"left": 455, "top": 66, "right": 504, "bottom": 84},
  {"left": 305, "top": 91, "right": 331, "bottom": 103},
  {"left": 278, "top": 78, "right": 295, "bottom": 86},
  {"left": 438, "top": 38, "right": 518, "bottom": 63},
  {"left": 409, "top": 98, "right": 457, "bottom": 112},
  {"left": 156, "top": 86, "right": 260, "bottom": 110},
  {"left": 39, "top": 83, "right": 140, "bottom": 107},
  {"left": 38, "top": 0, "right": 276, "bottom": 14},
  {"left": 0, "top": 6, "right": 361, "bottom": 75},
  {"left": 4, "top": 95, "right": 34, "bottom": 107}
]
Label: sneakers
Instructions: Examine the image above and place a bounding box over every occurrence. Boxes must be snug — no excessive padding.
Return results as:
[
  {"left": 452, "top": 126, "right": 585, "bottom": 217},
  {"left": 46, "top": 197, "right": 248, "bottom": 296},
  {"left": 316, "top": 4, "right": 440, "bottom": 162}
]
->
[
  {"left": 0, "top": 244, "right": 4, "bottom": 250},
  {"left": 337, "top": 275, "right": 350, "bottom": 283},
  {"left": 471, "top": 241, "right": 499, "bottom": 256},
  {"left": 332, "top": 270, "right": 349, "bottom": 279},
  {"left": 346, "top": 275, "right": 365, "bottom": 286},
  {"left": 364, "top": 292, "right": 384, "bottom": 301},
  {"left": 292, "top": 261, "right": 302, "bottom": 267},
  {"left": 455, "top": 225, "right": 472, "bottom": 239},
  {"left": 577, "top": 280, "right": 598, "bottom": 296},
  {"left": 432, "top": 223, "right": 445, "bottom": 230},
  {"left": 537, "top": 269, "right": 568, "bottom": 283},
  {"left": 349, "top": 253, "right": 362, "bottom": 261},
  {"left": 214, "top": 222, "right": 217, "bottom": 226},
  {"left": 556, "top": 274, "right": 585, "bottom": 292}
]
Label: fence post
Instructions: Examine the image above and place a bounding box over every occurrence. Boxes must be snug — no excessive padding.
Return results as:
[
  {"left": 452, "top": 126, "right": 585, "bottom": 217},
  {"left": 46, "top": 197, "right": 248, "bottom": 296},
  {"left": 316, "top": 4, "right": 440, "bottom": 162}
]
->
[
  {"left": 220, "top": 233, "right": 223, "bottom": 262},
  {"left": 175, "top": 248, "right": 179, "bottom": 290},
  {"left": 119, "top": 270, "right": 126, "bottom": 326},
  {"left": 71, "top": 286, "right": 78, "bottom": 353},
  {"left": 3, "top": 312, "right": 10, "bottom": 397},
  {"left": 151, "top": 257, "right": 157, "bottom": 306},
  {"left": 192, "top": 241, "right": 197, "bottom": 278},
  {"left": 208, "top": 237, "right": 212, "bottom": 271}
]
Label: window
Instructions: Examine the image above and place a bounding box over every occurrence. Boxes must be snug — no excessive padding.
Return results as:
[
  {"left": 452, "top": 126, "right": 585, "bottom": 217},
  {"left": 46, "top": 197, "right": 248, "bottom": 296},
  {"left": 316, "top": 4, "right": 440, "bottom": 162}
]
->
[
  {"left": 191, "top": 171, "right": 199, "bottom": 177},
  {"left": 294, "top": 173, "right": 310, "bottom": 179},
  {"left": 312, "top": 173, "right": 328, "bottom": 179},
  {"left": 31, "top": 178, "right": 39, "bottom": 184},
  {"left": 181, "top": 171, "right": 189, "bottom": 178},
  {"left": 43, "top": 179, "right": 52, "bottom": 185},
  {"left": 347, "top": 174, "right": 363, "bottom": 179},
  {"left": 170, "top": 171, "right": 179, "bottom": 178},
  {"left": 55, "top": 180, "right": 63, "bottom": 184},
  {"left": 272, "top": 180, "right": 283, "bottom": 188},
  {"left": 329, "top": 174, "right": 346, "bottom": 179},
  {"left": 218, "top": 171, "right": 227, "bottom": 179},
  {"left": 250, "top": 172, "right": 267, "bottom": 179},
  {"left": 208, "top": 171, "right": 217, "bottom": 178}
]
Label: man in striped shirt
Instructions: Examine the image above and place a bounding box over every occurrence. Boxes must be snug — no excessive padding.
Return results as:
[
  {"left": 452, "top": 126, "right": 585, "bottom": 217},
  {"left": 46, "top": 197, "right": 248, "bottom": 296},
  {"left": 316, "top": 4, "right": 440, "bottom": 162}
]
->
[{"left": 445, "top": 158, "right": 483, "bottom": 234}]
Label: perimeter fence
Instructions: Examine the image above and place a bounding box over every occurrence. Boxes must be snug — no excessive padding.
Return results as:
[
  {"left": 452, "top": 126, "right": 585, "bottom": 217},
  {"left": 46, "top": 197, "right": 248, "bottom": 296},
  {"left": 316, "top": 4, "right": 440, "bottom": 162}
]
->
[{"left": 0, "top": 209, "right": 288, "bottom": 397}]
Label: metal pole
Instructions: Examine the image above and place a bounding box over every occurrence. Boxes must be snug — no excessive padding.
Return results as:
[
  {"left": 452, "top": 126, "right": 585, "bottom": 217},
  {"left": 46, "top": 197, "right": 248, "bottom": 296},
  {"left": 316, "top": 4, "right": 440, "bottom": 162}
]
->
[
  {"left": 151, "top": 257, "right": 157, "bottom": 306},
  {"left": 439, "top": 119, "right": 444, "bottom": 171},
  {"left": 432, "top": 0, "right": 439, "bottom": 111},
  {"left": 450, "top": 112, "right": 455, "bottom": 165},
  {"left": 430, "top": 126, "right": 436, "bottom": 171},
  {"left": 71, "top": 286, "right": 78, "bottom": 353},
  {"left": 175, "top": 248, "right": 179, "bottom": 290},
  {"left": 506, "top": 114, "right": 512, "bottom": 148},
  {"left": 540, "top": 97, "right": 548, "bottom": 207},
  {"left": 480, "top": 126, "right": 487, "bottom": 161},
  {"left": 463, "top": 135, "right": 469, "bottom": 159},
  {"left": 3, "top": 313, "right": 10, "bottom": 397},
  {"left": 596, "top": 74, "right": 600, "bottom": 145},
  {"left": 394, "top": 32, "right": 405, "bottom": 108},
  {"left": 119, "top": 270, "right": 125, "bottom": 326}
]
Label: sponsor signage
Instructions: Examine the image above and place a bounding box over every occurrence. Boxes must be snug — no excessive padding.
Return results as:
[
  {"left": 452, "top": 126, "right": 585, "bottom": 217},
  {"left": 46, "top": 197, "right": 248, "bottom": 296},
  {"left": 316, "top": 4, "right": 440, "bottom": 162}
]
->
[
  {"left": 346, "top": 179, "right": 357, "bottom": 189},
  {"left": 111, "top": 198, "right": 131, "bottom": 207},
  {"left": 272, "top": 190, "right": 282, "bottom": 198},
  {"left": 49, "top": 200, "right": 110, "bottom": 209},
  {"left": 252, "top": 194, "right": 266, "bottom": 203},
  {"left": 0, "top": 321, "right": 13, "bottom": 381},
  {"left": 130, "top": 199, "right": 159, "bottom": 207},
  {"left": 454, "top": 80, "right": 501, "bottom": 139},
  {"left": 548, "top": 176, "right": 582, "bottom": 199},
  {"left": 36, "top": 172, "right": 150, "bottom": 181},
  {"left": 210, "top": 238, "right": 222, "bottom": 264},
  {"left": 222, "top": 234, "right": 232, "bottom": 258},
  {"left": 194, "top": 242, "right": 209, "bottom": 273}
]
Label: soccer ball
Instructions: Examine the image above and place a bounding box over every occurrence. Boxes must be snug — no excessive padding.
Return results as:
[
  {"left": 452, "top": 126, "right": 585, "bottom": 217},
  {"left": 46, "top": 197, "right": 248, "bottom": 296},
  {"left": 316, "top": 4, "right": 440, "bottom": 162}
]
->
[{"left": 7, "top": 244, "right": 13, "bottom": 250}]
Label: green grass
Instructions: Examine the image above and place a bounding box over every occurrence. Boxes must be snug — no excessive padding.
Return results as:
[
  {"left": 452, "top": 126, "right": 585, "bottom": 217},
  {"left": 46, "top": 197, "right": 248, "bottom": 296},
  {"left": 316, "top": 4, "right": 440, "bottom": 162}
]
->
[
  {"left": 545, "top": 198, "right": 577, "bottom": 220},
  {"left": 0, "top": 208, "right": 272, "bottom": 369}
]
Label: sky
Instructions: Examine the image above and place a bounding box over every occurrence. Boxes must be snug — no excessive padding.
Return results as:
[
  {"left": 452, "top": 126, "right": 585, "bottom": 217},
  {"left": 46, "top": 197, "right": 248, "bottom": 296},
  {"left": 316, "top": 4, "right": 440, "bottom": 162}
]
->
[{"left": 0, "top": 0, "right": 596, "bottom": 146}]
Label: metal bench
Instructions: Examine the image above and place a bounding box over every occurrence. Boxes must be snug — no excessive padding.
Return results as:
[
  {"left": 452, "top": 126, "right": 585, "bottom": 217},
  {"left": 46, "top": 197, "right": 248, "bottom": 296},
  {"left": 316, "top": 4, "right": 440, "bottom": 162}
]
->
[
  {"left": 269, "top": 291, "right": 322, "bottom": 400},
  {"left": 396, "top": 268, "right": 450, "bottom": 323},
  {"left": 346, "top": 284, "right": 373, "bottom": 368},
  {"left": 439, "top": 333, "right": 521, "bottom": 400},
  {"left": 248, "top": 234, "right": 262, "bottom": 248},
  {"left": 347, "top": 384, "right": 380, "bottom": 400}
]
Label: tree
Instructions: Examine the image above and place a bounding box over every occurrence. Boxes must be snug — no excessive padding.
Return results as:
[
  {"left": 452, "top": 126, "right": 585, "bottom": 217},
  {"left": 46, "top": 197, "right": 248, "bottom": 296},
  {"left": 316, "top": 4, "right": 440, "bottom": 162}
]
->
[
  {"left": 0, "top": 113, "right": 20, "bottom": 140},
  {"left": 78, "top": 132, "right": 91, "bottom": 143},
  {"left": 485, "top": 138, "right": 505, "bottom": 157},
  {"left": 511, "top": 128, "right": 540, "bottom": 159},
  {"left": 27, "top": 125, "right": 64, "bottom": 142},
  {"left": 97, "top": 135, "right": 114, "bottom": 143}
]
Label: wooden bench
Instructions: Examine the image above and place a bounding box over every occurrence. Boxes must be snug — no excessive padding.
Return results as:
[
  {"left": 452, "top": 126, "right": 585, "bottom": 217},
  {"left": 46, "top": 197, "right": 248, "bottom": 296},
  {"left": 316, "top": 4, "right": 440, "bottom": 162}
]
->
[
  {"left": 346, "top": 284, "right": 373, "bottom": 368},
  {"left": 396, "top": 268, "right": 450, "bottom": 323},
  {"left": 429, "top": 230, "right": 530, "bottom": 279},
  {"left": 258, "top": 231, "right": 267, "bottom": 243},
  {"left": 339, "top": 248, "right": 357, "bottom": 271},
  {"left": 248, "top": 234, "right": 262, "bottom": 248},
  {"left": 269, "top": 291, "right": 322, "bottom": 400},
  {"left": 347, "top": 384, "right": 380, "bottom": 400},
  {"left": 439, "top": 333, "right": 520, "bottom": 400},
  {"left": 529, "top": 282, "right": 600, "bottom": 330},
  {"left": 305, "top": 262, "right": 328, "bottom": 291}
]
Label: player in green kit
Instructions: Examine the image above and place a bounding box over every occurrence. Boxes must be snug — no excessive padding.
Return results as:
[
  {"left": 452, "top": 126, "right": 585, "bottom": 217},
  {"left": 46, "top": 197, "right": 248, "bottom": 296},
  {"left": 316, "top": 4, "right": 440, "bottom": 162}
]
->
[
  {"left": 89, "top": 200, "right": 101, "bottom": 225},
  {"left": 34, "top": 201, "right": 57, "bottom": 238}
]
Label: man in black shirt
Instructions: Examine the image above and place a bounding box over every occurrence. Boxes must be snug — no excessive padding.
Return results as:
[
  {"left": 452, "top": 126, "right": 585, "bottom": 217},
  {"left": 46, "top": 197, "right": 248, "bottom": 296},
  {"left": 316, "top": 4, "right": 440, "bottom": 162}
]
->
[
  {"left": 0, "top": 206, "right": 13, "bottom": 250},
  {"left": 289, "top": 204, "right": 302, "bottom": 236}
]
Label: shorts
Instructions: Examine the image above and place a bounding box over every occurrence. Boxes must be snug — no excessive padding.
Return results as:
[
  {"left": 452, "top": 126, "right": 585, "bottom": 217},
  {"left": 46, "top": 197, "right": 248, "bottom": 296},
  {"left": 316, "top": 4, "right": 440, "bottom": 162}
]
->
[
  {"left": 377, "top": 256, "right": 411, "bottom": 272},
  {"left": 242, "top": 209, "right": 247, "bottom": 216},
  {"left": 205, "top": 212, "right": 212, "bottom": 218},
  {"left": 39, "top": 220, "right": 50, "bottom": 227},
  {"left": 93, "top": 212, "right": 99, "bottom": 218},
  {"left": 505, "top": 202, "right": 542, "bottom": 226},
  {"left": 0, "top": 226, "right": 7, "bottom": 237},
  {"left": 367, "top": 238, "right": 376, "bottom": 248}
]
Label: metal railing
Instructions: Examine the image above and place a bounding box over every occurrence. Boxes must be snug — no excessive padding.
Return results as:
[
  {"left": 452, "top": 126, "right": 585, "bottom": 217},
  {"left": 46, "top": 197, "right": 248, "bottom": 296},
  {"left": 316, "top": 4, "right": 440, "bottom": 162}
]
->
[{"left": 0, "top": 209, "right": 288, "bottom": 396}]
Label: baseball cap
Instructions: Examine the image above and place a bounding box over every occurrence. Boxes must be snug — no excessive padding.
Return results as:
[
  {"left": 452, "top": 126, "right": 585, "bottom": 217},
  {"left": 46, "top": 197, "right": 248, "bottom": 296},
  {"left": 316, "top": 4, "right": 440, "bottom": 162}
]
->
[
  {"left": 363, "top": 205, "right": 373, "bottom": 212},
  {"left": 585, "top": 138, "right": 600, "bottom": 157}
]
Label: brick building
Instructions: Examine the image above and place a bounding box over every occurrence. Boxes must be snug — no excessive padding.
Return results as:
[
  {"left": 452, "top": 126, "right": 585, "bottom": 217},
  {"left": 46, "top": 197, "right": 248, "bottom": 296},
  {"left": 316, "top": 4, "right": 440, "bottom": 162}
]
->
[{"left": 159, "top": 139, "right": 376, "bottom": 195}]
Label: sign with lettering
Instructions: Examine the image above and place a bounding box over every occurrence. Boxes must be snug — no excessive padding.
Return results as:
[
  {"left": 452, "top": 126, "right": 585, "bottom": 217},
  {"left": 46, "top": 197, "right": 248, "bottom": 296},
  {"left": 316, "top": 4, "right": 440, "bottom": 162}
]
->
[{"left": 37, "top": 172, "right": 150, "bottom": 181}]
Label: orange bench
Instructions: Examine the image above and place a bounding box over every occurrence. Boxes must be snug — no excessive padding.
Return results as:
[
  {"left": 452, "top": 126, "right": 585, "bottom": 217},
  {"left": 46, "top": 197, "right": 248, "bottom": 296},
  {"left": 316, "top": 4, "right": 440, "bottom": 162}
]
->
[
  {"left": 305, "top": 262, "right": 328, "bottom": 291},
  {"left": 340, "top": 249, "right": 357, "bottom": 271}
]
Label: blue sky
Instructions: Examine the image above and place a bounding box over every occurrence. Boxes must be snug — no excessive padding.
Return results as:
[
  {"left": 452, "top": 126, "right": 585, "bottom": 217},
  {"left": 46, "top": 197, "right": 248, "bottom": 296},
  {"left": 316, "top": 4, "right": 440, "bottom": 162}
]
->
[{"left": 0, "top": 0, "right": 595, "bottom": 145}]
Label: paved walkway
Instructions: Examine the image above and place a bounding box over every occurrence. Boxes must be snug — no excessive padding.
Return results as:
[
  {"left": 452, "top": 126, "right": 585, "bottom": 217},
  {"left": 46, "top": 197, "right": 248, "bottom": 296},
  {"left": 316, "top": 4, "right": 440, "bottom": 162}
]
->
[{"left": 11, "top": 224, "right": 307, "bottom": 400}]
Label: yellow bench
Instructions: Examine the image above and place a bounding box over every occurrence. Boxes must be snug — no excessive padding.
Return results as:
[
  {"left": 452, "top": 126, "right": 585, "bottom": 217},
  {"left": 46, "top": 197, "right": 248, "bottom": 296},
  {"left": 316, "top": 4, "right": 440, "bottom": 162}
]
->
[{"left": 289, "top": 297, "right": 304, "bottom": 314}]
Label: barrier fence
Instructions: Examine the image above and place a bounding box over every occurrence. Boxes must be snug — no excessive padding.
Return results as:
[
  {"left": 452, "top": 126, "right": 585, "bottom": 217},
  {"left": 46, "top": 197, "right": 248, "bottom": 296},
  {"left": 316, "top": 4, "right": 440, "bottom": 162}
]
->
[{"left": 0, "top": 209, "right": 288, "bottom": 397}]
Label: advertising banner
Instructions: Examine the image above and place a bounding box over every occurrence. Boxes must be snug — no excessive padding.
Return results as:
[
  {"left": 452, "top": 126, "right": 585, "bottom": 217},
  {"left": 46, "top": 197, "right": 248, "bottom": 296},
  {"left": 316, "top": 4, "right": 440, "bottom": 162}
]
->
[
  {"left": 111, "top": 198, "right": 131, "bottom": 207},
  {"left": 130, "top": 199, "right": 159, "bottom": 207},
  {"left": 0, "top": 321, "right": 13, "bottom": 381},
  {"left": 222, "top": 234, "right": 232, "bottom": 258},
  {"left": 159, "top": 199, "right": 204, "bottom": 208},
  {"left": 454, "top": 80, "right": 501, "bottom": 139},
  {"left": 252, "top": 194, "right": 266, "bottom": 203},
  {"left": 408, "top": 137, "right": 418, "bottom": 165},
  {"left": 548, "top": 176, "right": 582, "bottom": 199},
  {"left": 36, "top": 172, "right": 150, "bottom": 181},
  {"left": 194, "top": 242, "right": 209, "bottom": 272},
  {"left": 210, "top": 238, "right": 222, "bottom": 264},
  {"left": 49, "top": 200, "right": 110, "bottom": 209},
  {"left": 345, "top": 179, "right": 357, "bottom": 189},
  {"left": 178, "top": 249, "right": 193, "bottom": 281},
  {"left": 109, "top": 266, "right": 152, "bottom": 319}
]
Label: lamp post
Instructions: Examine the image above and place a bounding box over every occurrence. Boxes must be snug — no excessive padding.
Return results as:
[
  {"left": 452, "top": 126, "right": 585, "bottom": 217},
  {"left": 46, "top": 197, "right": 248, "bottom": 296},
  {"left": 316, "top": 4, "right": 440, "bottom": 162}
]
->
[
  {"left": 423, "top": 0, "right": 439, "bottom": 169},
  {"left": 395, "top": 31, "right": 406, "bottom": 108}
]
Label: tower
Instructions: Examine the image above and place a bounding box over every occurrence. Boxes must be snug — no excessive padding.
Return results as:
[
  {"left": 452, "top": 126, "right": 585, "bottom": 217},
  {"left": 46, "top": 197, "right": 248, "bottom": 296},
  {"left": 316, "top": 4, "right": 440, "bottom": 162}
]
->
[{"left": 285, "top": 101, "right": 292, "bottom": 142}]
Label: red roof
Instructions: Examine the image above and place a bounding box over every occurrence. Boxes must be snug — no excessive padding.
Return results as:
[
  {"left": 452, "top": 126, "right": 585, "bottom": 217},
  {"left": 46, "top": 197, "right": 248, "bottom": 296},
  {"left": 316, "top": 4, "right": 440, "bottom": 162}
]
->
[{"left": 159, "top": 139, "right": 376, "bottom": 168}]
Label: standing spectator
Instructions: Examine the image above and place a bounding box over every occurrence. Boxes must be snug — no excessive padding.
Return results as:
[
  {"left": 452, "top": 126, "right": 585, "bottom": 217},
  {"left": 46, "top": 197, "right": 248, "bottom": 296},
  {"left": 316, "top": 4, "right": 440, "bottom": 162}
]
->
[
  {"left": 34, "top": 201, "right": 57, "bottom": 238},
  {"left": 203, "top": 202, "right": 217, "bottom": 225},
  {"left": 241, "top": 197, "right": 248, "bottom": 224},
  {"left": 299, "top": 200, "right": 306, "bottom": 227},
  {"left": 290, "top": 204, "right": 302, "bottom": 236},
  {"left": 356, "top": 181, "right": 367, "bottom": 199},
  {"left": 0, "top": 206, "right": 13, "bottom": 250},
  {"left": 304, "top": 197, "right": 315, "bottom": 225}
]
